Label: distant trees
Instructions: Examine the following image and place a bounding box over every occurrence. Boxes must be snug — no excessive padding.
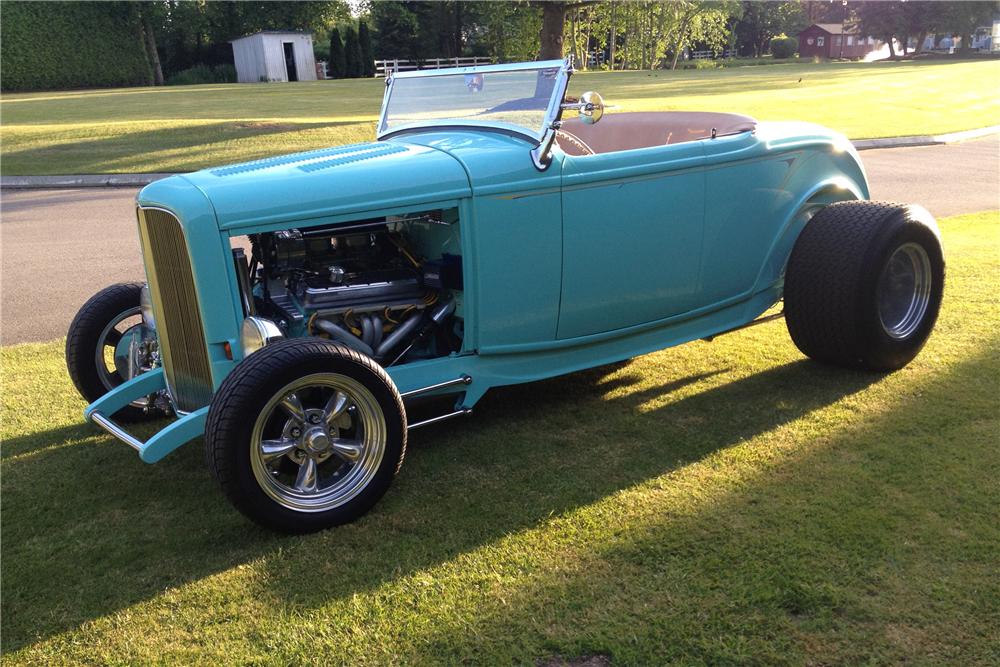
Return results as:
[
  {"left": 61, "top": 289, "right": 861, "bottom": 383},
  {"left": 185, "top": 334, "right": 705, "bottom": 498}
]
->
[
  {"left": 359, "top": 21, "right": 375, "bottom": 76},
  {"left": 328, "top": 27, "right": 346, "bottom": 78},
  {"left": 344, "top": 25, "right": 362, "bottom": 78},
  {"left": 855, "top": 0, "right": 996, "bottom": 56},
  {"left": 734, "top": 1, "right": 807, "bottom": 57}
]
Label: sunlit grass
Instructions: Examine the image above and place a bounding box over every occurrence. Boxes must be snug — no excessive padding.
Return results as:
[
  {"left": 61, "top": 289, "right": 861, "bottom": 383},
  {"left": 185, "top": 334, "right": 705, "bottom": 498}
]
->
[
  {"left": 1, "top": 59, "right": 997, "bottom": 175},
  {"left": 1, "top": 211, "right": 997, "bottom": 664}
]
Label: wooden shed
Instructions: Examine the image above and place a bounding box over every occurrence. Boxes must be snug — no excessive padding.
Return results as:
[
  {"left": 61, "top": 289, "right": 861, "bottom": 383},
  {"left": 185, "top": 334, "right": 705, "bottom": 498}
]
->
[
  {"left": 231, "top": 31, "right": 317, "bottom": 83},
  {"left": 798, "top": 24, "right": 882, "bottom": 60}
]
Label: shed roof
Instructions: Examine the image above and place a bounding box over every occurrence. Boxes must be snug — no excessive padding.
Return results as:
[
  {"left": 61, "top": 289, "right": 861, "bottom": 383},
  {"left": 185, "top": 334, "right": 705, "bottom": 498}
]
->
[
  {"left": 230, "top": 31, "right": 312, "bottom": 43},
  {"left": 801, "top": 23, "right": 861, "bottom": 35}
]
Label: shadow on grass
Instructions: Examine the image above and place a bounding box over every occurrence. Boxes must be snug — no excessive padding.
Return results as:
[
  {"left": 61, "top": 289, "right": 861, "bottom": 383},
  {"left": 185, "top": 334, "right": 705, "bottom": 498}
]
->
[
  {"left": 388, "top": 345, "right": 1000, "bottom": 665},
  {"left": 1, "top": 357, "right": 879, "bottom": 652}
]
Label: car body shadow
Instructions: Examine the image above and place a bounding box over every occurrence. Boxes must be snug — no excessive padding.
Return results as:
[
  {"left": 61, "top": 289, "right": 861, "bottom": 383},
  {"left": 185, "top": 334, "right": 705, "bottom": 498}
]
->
[{"left": 1, "top": 357, "right": 878, "bottom": 652}]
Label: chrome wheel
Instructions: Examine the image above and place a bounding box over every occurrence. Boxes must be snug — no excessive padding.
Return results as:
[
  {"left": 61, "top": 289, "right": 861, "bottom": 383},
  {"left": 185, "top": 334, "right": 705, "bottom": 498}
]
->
[
  {"left": 877, "top": 242, "right": 933, "bottom": 340},
  {"left": 250, "top": 373, "right": 387, "bottom": 512},
  {"left": 95, "top": 306, "right": 143, "bottom": 390}
]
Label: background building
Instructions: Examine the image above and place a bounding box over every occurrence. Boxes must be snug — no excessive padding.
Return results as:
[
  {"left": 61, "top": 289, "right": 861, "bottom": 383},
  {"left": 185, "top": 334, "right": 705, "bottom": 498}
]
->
[
  {"left": 231, "top": 31, "right": 317, "bottom": 83},
  {"left": 798, "top": 24, "right": 882, "bottom": 59}
]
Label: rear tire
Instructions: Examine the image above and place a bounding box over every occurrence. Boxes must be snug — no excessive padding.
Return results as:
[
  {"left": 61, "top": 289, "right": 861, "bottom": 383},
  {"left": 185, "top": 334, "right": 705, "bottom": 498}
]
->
[
  {"left": 784, "top": 201, "right": 944, "bottom": 371},
  {"left": 205, "top": 338, "right": 407, "bottom": 533}
]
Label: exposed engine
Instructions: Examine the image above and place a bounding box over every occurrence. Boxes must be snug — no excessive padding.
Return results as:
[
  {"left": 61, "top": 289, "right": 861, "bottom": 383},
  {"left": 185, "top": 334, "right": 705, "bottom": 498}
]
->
[{"left": 243, "top": 212, "right": 463, "bottom": 366}]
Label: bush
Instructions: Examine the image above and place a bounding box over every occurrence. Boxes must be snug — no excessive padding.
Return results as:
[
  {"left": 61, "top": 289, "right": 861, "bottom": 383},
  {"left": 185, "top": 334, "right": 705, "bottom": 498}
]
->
[
  {"left": 344, "top": 26, "right": 362, "bottom": 78},
  {"left": 680, "top": 59, "right": 720, "bottom": 70},
  {"left": 1, "top": 1, "right": 151, "bottom": 91},
  {"left": 328, "top": 27, "right": 346, "bottom": 79},
  {"left": 770, "top": 34, "right": 799, "bottom": 59},
  {"left": 166, "top": 64, "right": 236, "bottom": 86}
]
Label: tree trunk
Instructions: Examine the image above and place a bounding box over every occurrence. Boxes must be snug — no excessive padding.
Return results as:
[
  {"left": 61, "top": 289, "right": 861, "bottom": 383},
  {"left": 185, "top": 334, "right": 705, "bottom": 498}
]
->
[
  {"left": 914, "top": 30, "right": 928, "bottom": 54},
  {"left": 886, "top": 34, "right": 896, "bottom": 57},
  {"left": 571, "top": 8, "right": 580, "bottom": 67},
  {"left": 670, "top": 12, "right": 695, "bottom": 71},
  {"left": 960, "top": 31, "right": 974, "bottom": 55},
  {"left": 609, "top": 2, "right": 617, "bottom": 69},
  {"left": 539, "top": 2, "right": 566, "bottom": 60},
  {"left": 142, "top": 12, "right": 164, "bottom": 85}
]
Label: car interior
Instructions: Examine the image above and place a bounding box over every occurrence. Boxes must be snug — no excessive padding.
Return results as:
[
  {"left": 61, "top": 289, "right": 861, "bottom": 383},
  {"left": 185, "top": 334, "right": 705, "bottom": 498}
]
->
[{"left": 556, "top": 111, "right": 757, "bottom": 156}]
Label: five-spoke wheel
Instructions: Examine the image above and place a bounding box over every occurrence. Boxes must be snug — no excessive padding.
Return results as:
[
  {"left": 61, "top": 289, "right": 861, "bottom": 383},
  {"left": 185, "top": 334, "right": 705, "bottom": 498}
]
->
[{"left": 205, "top": 339, "right": 406, "bottom": 533}]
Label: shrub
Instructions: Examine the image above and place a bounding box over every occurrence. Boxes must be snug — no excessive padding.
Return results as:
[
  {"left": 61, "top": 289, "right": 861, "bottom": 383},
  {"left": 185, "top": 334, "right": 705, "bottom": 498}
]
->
[
  {"left": 770, "top": 34, "right": 799, "bottom": 59},
  {"left": 359, "top": 21, "right": 374, "bottom": 77},
  {"left": 680, "top": 59, "right": 720, "bottom": 70},
  {"left": 166, "top": 64, "right": 236, "bottom": 86},
  {"left": 328, "top": 27, "right": 346, "bottom": 78},
  {"left": 344, "top": 26, "right": 362, "bottom": 78},
  {"left": 1, "top": 1, "right": 151, "bottom": 91}
]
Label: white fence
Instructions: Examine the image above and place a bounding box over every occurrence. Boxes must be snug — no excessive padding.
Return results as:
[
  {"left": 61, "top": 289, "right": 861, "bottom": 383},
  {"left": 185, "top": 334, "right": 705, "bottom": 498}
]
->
[
  {"left": 688, "top": 49, "right": 734, "bottom": 60},
  {"left": 374, "top": 57, "right": 493, "bottom": 77}
]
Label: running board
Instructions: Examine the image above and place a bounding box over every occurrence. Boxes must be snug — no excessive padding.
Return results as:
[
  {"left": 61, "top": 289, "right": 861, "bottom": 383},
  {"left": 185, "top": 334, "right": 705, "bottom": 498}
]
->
[
  {"left": 701, "top": 311, "right": 785, "bottom": 342},
  {"left": 408, "top": 407, "right": 473, "bottom": 430}
]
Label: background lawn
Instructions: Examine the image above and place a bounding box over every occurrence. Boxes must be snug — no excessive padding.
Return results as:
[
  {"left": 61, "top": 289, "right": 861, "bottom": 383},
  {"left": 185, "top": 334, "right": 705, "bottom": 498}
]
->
[
  {"left": 1, "top": 211, "right": 997, "bottom": 665},
  {"left": 1, "top": 59, "right": 998, "bottom": 175}
]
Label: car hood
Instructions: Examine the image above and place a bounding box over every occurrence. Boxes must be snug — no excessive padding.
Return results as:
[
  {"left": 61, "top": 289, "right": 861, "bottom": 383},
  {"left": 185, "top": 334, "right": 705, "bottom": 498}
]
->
[{"left": 140, "top": 141, "right": 472, "bottom": 232}]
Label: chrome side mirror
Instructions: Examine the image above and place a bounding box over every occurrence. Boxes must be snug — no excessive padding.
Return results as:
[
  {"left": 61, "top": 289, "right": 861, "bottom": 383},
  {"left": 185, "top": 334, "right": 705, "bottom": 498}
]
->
[{"left": 562, "top": 90, "right": 606, "bottom": 125}]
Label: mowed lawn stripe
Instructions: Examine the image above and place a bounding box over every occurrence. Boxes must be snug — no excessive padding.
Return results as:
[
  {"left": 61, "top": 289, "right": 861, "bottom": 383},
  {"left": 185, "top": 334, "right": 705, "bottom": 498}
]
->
[
  {"left": 2, "top": 59, "right": 998, "bottom": 175},
  {"left": 1, "top": 211, "right": 997, "bottom": 664}
]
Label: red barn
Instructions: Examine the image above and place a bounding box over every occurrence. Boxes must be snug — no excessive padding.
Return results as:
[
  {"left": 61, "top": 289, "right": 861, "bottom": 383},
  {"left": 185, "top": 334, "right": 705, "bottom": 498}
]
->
[{"left": 798, "top": 24, "right": 882, "bottom": 59}]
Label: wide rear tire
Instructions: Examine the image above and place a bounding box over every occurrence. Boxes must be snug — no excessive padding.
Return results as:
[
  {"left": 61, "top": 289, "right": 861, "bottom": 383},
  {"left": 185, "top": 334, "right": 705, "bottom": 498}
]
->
[
  {"left": 205, "top": 338, "right": 407, "bottom": 533},
  {"left": 784, "top": 201, "right": 944, "bottom": 371}
]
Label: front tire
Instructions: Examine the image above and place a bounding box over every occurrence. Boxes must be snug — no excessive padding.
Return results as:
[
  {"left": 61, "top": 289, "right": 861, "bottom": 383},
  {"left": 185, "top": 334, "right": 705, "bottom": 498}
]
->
[
  {"left": 66, "top": 282, "right": 150, "bottom": 421},
  {"left": 784, "top": 201, "right": 944, "bottom": 371},
  {"left": 205, "top": 338, "right": 407, "bottom": 533}
]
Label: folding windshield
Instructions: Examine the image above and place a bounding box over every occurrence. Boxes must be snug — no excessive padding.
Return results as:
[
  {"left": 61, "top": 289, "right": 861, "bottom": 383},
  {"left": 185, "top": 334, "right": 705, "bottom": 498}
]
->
[{"left": 377, "top": 60, "right": 569, "bottom": 142}]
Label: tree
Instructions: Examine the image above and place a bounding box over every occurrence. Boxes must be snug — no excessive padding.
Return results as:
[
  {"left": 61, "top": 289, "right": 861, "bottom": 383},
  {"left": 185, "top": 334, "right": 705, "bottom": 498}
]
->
[
  {"left": 344, "top": 25, "right": 362, "bottom": 77},
  {"left": 139, "top": 3, "right": 165, "bottom": 85},
  {"left": 370, "top": 1, "right": 421, "bottom": 60},
  {"left": 664, "top": 1, "right": 738, "bottom": 70},
  {"left": 938, "top": 1, "right": 996, "bottom": 54},
  {"left": 464, "top": 1, "right": 542, "bottom": 63},
  {"left": 734, "top": 1, "right": 805, "bottom": 57},
  {"left": 328, "top": 27, "right": 346, "bottom": 78},
  {"left": 535, "top": 1, "right": 597, "bottom": 60},
  {"left": 358, "top": 21, "right": 375, "bottom": 76},
  {"left": 856, "top": 1, "right": 905, "bottom": 56}
]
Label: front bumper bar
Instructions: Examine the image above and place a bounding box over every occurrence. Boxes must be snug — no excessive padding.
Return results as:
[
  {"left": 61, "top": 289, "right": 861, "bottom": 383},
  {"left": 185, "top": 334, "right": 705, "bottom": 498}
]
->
[{"left": 84, "top": 368, "right": 208, "bottom": 463}]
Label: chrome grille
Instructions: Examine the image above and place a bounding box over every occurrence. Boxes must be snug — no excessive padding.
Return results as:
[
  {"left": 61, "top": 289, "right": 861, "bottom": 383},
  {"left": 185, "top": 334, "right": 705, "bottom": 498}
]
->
[{"left": 137, "top": 207, "right": 213, "bottom": 412}]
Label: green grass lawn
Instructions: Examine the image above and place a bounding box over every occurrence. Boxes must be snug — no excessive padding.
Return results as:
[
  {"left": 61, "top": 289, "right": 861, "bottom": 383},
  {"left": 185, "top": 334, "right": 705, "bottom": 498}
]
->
[
  {"left": 1, "top": 59, "right": 998, "bottom": 175},
  {"left": 2, "top": 211, "right": 997, "bottom": 665}
]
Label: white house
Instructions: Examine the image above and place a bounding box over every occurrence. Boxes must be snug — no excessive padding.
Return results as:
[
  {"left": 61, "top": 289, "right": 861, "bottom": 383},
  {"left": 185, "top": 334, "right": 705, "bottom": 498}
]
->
[{"left": 231, "top": 31, "right": 317, "bottom": 83}]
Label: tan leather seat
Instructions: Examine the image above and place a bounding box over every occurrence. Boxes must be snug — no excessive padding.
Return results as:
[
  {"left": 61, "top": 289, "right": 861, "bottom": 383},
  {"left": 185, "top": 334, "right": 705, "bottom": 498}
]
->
[{"left": 557, "top": 111, "right": 756, "bottom": 156}]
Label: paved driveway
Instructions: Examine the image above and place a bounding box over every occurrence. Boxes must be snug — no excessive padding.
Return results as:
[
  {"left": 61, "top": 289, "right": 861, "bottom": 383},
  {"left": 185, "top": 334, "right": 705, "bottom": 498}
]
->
[{"left": 2, "top": 136, "right": 997, "bottom": 345}]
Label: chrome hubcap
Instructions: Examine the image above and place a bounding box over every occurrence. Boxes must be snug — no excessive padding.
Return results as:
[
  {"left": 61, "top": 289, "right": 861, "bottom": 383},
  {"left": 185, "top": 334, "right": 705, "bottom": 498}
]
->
[
  {"left": 877, "top": 242, "right": 933, "bottom": 340},
  {"left": 250, "top": 374, "right": 386, "bottom": 512}
]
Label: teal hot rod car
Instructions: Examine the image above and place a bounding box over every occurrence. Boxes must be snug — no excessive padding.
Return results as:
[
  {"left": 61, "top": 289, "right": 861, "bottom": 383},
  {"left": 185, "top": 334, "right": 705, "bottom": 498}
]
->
[{"left": 68, "top": 59, "right": 944, "bottom": 532}]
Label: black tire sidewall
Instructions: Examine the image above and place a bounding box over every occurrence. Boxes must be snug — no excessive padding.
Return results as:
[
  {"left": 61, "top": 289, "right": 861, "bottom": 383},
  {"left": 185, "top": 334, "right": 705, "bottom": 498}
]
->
[
  {"left": 210, "top": 342, "right": 406, "bottom": 533},
  {"left": 65, "top": 282, "right": 148, "bottom": 421},
  {"left": 857, "top": 211, "right": 945, "bottom": 371}
]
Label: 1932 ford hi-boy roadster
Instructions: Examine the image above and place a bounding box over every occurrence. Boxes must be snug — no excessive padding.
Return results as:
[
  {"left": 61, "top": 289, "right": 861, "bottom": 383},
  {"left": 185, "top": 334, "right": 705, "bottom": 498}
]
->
[{"left": 68, "top": 59, "right": 944, "bottom": 532}]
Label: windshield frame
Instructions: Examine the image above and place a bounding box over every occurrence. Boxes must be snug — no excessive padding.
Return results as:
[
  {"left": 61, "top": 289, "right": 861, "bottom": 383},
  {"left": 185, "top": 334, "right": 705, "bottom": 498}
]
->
[{"left": 376, "top": 59, "right": 572, "bottom": 144}]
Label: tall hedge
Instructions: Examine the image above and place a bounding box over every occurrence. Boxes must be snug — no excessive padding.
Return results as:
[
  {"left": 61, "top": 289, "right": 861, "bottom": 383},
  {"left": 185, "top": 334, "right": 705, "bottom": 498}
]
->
[
  {"left": 1, "top": 1, "right": 152, "bottom": 91},
  {"left": 328, "top": 27, "right": 346, "bottom": 79},
  {"left": 344, "top": 25, "right": 362, "bottom": 78},
  {"left": 358, "top": 21, "right": 374, "bottom": 77}
]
